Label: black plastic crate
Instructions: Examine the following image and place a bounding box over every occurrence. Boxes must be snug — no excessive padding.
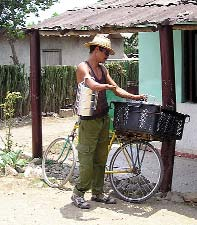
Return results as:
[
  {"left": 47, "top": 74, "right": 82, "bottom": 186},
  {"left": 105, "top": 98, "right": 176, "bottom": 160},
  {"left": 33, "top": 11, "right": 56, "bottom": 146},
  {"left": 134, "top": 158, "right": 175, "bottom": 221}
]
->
[
  {"left": 112, "top": 101, "right": 189, "bottom": 141},
  {"left": 156, "top": 109, "right": 189, "bottom": 140},
  {"left": 112, "top": 101, "right": 161, "bottom": 135}
]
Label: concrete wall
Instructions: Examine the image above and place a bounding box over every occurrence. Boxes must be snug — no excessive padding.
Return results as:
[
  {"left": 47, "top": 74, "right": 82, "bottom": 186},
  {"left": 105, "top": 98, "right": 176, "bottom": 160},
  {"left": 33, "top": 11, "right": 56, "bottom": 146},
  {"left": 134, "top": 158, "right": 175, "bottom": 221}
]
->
[
  {"left": 138, "top": 31, "right": 182, "bottom": 103},
  {"left": 0, "top": 35, "right": 125, "bottom": 68},
  {"left": 176, "top": 103, "right": 197, "bottom": 155},
  {"left": 138, "top": 31, "right": 197, "bottom": 154},
  {"left": 0, "top": 36, "right": 30, "bottom": 66}
]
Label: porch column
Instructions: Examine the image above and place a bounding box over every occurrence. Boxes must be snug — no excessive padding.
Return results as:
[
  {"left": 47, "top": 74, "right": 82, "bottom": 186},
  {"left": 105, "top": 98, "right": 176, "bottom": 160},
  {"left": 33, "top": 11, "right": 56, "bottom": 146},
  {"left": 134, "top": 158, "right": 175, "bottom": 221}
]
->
[
  {"left": 30, "top": 29, "right": 42, "bottom": 158},
  {"left": 159, "top": 25, "right": 176, "bottom": 192}
]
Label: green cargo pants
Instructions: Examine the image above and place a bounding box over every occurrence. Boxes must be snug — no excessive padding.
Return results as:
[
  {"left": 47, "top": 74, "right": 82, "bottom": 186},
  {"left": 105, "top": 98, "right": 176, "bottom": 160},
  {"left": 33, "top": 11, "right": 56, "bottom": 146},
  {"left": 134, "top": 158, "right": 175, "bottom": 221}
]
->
[{"left": 73, "top": 115, "right": 109, "bottom": 197}]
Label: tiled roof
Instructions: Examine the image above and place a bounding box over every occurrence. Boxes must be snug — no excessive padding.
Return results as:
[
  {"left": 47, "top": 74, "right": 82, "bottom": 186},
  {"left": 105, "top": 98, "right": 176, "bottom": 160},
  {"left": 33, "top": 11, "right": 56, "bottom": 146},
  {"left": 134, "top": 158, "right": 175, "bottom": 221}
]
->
[{"left": 34, "top": 0, "right": 197, "bottom": 33}]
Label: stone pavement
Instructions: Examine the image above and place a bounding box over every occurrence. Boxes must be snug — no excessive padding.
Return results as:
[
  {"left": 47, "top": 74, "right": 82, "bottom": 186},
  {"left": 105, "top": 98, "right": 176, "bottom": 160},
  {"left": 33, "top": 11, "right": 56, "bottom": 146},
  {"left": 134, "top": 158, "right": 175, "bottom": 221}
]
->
[{"left": 172, "top": 156, "right": 197, "bottom": 193}]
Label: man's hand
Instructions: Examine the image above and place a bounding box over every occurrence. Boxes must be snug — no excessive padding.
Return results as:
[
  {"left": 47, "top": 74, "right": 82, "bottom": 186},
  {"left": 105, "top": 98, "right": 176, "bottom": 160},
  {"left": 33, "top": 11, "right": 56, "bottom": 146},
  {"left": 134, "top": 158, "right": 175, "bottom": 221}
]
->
[
  {"left": 133, "top": 94, "right": 148, "bottom": 101},
  {"left": 105, "top": 84, "right": 117, "bottom": 91}
]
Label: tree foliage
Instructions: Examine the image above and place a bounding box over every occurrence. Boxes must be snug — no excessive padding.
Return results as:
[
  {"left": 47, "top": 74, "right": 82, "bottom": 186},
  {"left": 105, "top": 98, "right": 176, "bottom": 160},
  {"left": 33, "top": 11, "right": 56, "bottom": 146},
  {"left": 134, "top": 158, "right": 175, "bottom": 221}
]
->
[
  {"left": 124, "top": 33, "right": 138, "bottom": 58},
  {"left": 0, "top": 0, "right": 59, "bottom": 64},
  {"left": 0, "top": 0, "right": 59, "bottom": 31}
]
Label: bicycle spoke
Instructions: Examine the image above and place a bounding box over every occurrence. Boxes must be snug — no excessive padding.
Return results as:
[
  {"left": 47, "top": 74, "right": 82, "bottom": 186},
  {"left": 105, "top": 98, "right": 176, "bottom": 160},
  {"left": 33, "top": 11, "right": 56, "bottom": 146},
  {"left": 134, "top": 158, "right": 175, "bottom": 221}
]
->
[
  {"left": 109, "top": 141, "right": 163, "bottom": 203},
  {"left": 42, "top": 137, "right": 76, "bottom": 188}
]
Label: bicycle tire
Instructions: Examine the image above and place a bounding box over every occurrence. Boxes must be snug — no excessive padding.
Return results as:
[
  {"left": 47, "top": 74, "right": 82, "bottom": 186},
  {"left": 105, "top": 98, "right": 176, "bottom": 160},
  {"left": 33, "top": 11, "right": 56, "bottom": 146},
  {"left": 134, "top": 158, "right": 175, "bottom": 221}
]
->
[
  {"left": 109, "top": 140, "right": 164, "bottom": 203},
  {"left": 42, "top": 137, "right": 76, "bottom": 188}
]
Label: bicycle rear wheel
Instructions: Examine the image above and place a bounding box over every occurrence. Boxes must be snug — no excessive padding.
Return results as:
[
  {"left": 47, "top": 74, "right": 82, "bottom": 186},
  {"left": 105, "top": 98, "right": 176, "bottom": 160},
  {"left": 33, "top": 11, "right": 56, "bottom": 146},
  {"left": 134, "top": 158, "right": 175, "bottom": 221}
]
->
[
  {"left": 109, "top": 140, "right": 163, "bottom": 203},
  {"left": 42, "top": 137, "right": 76, "bottom": 188}
]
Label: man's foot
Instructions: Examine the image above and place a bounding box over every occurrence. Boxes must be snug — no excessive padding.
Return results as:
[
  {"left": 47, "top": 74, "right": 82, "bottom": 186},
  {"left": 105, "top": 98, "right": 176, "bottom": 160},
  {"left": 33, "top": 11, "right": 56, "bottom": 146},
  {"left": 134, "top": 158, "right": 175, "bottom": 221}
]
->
[
  {"left": 71, "top": 194, "right": 90, "bottom": 209},
  {"left": 91, "top": 193, "right": 117, "bottom": 204}
]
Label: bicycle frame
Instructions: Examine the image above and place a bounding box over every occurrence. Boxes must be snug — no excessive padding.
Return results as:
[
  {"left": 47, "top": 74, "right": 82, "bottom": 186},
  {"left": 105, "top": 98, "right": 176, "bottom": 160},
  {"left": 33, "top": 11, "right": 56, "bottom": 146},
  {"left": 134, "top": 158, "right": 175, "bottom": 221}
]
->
[
  {"left": 106, "top": 131, "right": 135, "bottom": 175},
  {"left": 56, "top": 121, "right": 79, "bottom": 163},
  {"left": 66, "top": 120, "right": 136, "bottom": 175}
]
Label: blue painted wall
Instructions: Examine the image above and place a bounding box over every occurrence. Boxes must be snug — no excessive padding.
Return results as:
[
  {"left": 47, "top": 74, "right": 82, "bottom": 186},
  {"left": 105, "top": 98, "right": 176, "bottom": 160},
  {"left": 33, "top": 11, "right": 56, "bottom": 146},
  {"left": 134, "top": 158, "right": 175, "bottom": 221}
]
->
[{"left": 139, "top": 31, "right": 183, "bottom": 103}]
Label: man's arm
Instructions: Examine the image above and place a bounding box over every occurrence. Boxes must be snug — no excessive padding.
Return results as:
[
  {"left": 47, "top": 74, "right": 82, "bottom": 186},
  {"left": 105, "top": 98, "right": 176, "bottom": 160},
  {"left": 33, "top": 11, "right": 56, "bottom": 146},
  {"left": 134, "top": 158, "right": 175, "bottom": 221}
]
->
[
  {"left": 76, "top": 62, "right": 116, "bottom": 91},
  {"left": 103, "top": 66, "right": 146, "bottom": 101}
]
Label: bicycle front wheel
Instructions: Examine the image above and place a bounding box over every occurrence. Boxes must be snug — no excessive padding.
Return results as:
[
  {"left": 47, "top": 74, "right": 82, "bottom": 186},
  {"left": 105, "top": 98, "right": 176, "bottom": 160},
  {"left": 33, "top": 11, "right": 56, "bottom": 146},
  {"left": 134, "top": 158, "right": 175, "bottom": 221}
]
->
[
  {"left": 42, "top": 137, "right": 76, "bottom": 188},
  {"left": 109, "top": 140, "right": 163, "bottom": 203}
]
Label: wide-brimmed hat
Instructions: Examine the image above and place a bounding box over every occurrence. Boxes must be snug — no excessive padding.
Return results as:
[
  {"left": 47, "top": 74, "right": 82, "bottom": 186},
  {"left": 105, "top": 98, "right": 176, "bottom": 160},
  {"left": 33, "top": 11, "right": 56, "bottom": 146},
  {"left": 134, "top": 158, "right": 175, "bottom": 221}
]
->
[{"left": 84, "top": 35, "right": 115, "bottom": 55}]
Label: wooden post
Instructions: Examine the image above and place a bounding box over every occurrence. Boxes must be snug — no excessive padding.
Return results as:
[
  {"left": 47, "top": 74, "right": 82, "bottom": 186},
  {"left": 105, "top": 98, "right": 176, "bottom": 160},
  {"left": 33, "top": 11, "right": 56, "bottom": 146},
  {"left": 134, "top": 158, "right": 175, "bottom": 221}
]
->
[
  {"left": 30, "top": 29, "right": 42, "bottom": 158},
  {"left": 159, "top": 25, "right": 176, "bottom": 192}
]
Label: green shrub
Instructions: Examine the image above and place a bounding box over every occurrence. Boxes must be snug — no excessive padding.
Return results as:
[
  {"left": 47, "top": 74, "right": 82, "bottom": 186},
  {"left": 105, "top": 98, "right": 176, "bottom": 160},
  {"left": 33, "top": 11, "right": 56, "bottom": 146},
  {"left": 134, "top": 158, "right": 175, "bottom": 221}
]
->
[
  {"left": 0, "top": 91, "right": 28, "bottom": 174},
  {"left": 0, "top": 61, "right": 138, "bottom": 116},
  {"left": 0, "top": 149, "right": 28, "bottom": 170},
  {"left": 0, "top": 91, "right": 22, "bottom": 152}
]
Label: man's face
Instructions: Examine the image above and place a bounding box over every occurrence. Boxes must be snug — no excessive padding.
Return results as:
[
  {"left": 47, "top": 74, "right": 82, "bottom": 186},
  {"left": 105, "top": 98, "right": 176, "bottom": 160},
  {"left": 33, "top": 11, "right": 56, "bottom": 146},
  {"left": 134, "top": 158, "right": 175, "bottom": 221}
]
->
[
  {"left": 99, "top": 47, "right": 110, "bottom": 57},
  {"left": 97, "top": 46, "right": 110, "bottom": 62}
]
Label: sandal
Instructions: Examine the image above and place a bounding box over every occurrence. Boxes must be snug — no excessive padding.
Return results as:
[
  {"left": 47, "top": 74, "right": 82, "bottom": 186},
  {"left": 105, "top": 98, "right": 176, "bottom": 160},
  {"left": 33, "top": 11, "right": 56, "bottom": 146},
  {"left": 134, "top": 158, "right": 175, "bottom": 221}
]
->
[
  {"left": 91, "top": 194, "right": 117, "bottom": 204},
  {"left": 71, "top": 194, "right": 90, "bottom": 209}
]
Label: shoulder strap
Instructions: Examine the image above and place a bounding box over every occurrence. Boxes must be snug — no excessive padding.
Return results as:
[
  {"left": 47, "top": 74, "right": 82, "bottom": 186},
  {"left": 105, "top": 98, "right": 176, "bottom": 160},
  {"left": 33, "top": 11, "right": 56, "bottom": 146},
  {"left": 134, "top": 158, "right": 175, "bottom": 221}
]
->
[
  {"left": 85, "top": 61, "right": 95, "bottom": 77},
  {"left": 99, "top": 64, "right": 106, "bottom": 78},
  {"left": 85, "top": 61, "right": 106, "bottom": 81}
]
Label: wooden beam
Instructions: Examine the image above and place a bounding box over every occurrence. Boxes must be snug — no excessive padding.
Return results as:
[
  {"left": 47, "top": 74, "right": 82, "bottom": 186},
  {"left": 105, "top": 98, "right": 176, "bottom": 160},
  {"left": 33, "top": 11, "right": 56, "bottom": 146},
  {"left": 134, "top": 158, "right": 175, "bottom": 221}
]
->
[
  {"left": 26, "top": 23, "right": 197, "bottom": 38},
  {"left": 30, "top": 29, "right": 43, "bottom": 158},
  {"left": 173, "top": 24, "right": 197, "bottom": 31},
  {"left": 59, "top": 26, "right": 158, "bottom": 35},
  {"left": 159, "top": 25, "right": 177, "bottom": 193}
]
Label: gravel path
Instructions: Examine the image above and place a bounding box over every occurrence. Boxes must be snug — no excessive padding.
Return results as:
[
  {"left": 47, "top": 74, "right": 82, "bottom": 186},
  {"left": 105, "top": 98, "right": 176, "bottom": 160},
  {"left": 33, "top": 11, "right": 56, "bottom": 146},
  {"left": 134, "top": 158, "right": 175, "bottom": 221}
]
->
[
  {"left": 0, "top": 177, "right": 197, "bottom": 225},
  {"left": 0, "top": 116, "right": 197, "bottom": 225}
]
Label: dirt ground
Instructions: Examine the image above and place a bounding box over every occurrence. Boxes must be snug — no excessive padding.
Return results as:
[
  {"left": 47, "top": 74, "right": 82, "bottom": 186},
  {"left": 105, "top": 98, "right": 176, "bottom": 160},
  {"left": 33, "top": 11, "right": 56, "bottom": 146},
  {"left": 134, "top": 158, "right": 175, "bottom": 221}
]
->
[{"left": 0, "top": 116, "right": 197, "bottom": 225}]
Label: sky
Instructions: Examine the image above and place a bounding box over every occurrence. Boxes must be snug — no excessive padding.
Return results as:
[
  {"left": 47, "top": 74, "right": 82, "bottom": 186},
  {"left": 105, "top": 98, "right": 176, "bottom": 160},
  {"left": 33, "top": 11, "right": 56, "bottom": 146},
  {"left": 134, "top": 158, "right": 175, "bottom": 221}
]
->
[{"left": 26, "top": 0, "right": 98, "bottom": 24}]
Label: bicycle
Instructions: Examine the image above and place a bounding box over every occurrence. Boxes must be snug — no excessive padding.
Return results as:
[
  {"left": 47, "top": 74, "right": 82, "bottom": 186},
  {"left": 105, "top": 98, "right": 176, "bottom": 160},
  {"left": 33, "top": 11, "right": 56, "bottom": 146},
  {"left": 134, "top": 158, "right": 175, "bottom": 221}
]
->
[
  {"left": 42, "top": 103, "right": 165, "bottom": 203},
  {"left": 42, "top": 120, "right": 122, "bottom": 188}
]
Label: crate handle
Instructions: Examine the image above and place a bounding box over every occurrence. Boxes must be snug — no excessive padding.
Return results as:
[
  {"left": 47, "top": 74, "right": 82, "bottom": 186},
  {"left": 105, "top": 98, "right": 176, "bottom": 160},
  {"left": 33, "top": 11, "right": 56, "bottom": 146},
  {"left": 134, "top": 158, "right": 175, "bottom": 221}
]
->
[
  {"left": 185, "top": 115, "right": 190, "bottom": 123},
  {"left": 127, "top": 110, "right": 161, "bottom": 115},
  {"left": 128, "top": 103, "right": 162, "bottom": 113},
  {"left": 128, "top": 103, "right": 142, "bottom": 108}
]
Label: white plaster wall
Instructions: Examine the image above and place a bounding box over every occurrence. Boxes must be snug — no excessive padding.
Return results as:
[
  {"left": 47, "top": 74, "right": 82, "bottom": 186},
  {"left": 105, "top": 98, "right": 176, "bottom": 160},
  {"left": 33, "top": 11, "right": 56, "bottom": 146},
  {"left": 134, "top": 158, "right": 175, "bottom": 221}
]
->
[
  {"left": 0, "top": 37, "right": 12, "bottom": 64},
  {"left": 0, "top": 35, "right": 124, "bottom": 68},
  {"left": 176, "top": 103, "right": 197, "bottom": 154},
  {"left": 151, "top": 103, "right": 196, "bottom": 155},
  {"left": 0, "top": 36, "right": 30, "bottom": 66},
  {"left": 40, "top": 35, "right": 124, "bottom": 66}
]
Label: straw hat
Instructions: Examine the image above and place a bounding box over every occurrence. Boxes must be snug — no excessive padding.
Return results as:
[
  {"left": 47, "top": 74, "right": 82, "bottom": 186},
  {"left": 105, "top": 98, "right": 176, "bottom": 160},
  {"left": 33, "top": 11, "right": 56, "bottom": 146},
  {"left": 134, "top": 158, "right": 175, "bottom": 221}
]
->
[{"left": 84, "top": 35, "right": 115, "bottom": 55}]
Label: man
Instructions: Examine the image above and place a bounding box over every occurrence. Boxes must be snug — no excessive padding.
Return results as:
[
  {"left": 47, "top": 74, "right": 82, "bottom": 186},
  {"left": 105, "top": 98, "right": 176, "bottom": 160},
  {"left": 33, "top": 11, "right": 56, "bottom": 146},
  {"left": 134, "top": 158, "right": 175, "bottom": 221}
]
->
[{"left": 71, "top": 34, "right": 146, "bottom": 209}]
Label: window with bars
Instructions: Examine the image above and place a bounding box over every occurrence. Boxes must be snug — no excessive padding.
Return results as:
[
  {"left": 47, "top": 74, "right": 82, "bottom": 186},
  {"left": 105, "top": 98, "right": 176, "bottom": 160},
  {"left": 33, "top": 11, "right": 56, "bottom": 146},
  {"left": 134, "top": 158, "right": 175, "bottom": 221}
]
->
[{"left": 42, "top": 49, "right": 62, "bottom": 66}]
